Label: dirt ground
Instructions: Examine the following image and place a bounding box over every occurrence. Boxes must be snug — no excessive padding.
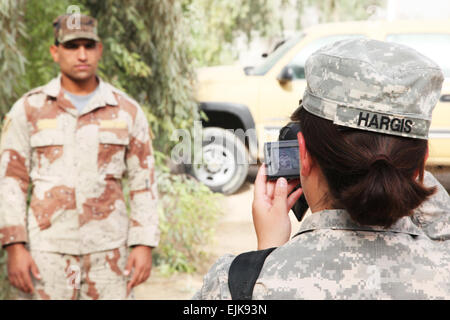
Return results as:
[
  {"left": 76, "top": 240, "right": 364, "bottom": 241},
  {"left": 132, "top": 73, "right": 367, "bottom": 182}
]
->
[{"left": 134, "top": 168, "right": 303, "bottom": 300}]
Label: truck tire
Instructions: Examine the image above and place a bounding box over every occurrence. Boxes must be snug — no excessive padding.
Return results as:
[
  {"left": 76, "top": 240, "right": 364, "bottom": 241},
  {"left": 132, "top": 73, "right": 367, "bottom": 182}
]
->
[{"left": 189, "top": 127, "right": 249, "bottom": 195}]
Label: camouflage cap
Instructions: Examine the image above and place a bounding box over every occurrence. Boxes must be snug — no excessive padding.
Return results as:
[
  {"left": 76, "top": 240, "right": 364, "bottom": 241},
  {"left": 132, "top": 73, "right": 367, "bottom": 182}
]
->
[
  {"left": 53, "top": 14, "right": 100, "bottom": 44},
  {"left": 301, "top": 38, "right": 444, "bottom": 139}
]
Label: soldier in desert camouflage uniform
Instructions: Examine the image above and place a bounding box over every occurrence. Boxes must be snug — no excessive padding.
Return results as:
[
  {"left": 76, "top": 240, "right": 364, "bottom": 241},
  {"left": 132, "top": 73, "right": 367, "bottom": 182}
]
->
[
  {"left": 0, "top": 14, "right": 159, "bottom": 299},
  {"left": 194, "top": 38, "right": 450, "bottom": 300}
]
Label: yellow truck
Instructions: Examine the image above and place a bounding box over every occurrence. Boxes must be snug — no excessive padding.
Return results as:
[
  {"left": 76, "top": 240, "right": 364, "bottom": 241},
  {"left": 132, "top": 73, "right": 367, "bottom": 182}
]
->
[{"left": 193, "top": 20, "right": 450, "bottom": 194}]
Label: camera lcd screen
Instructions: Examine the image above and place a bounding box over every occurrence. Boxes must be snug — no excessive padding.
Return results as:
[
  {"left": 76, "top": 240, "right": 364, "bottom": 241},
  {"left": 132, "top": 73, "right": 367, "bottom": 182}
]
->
[
  {"left": 278, "top": 147, "right": 299, "bottom": 170},
  {"left": 264, "top": 140, "right": 300, "bottom": 180}
]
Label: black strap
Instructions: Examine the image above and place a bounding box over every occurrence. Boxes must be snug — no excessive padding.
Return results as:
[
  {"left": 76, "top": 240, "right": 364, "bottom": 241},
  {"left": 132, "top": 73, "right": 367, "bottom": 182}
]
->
[{"left": 228, "top": 247, "right": 276, "bottom": 300}]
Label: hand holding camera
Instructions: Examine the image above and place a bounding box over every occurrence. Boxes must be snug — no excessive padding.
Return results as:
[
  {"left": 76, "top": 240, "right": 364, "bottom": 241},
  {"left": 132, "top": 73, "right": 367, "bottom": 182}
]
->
[{"left": 252, "top": 165, "right": 303, "bottom": 250}]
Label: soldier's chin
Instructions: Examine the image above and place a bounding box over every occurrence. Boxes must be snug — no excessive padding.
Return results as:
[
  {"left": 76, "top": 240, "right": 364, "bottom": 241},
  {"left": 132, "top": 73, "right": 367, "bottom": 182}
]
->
[{"left": 66, "top": 71, "right": 95, "bottom": 83}]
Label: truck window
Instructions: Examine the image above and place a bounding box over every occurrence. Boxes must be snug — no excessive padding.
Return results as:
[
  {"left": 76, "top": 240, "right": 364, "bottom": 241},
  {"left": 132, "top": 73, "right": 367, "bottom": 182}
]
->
[
  {"left": 386, "top": 34, "right": 450, "bottom": 77},
  {"left": 250, "top": 34, "right": 304, "bottom": 76},
  {"left": 287, "top": 34, "right": 365, "bottom": 80}
]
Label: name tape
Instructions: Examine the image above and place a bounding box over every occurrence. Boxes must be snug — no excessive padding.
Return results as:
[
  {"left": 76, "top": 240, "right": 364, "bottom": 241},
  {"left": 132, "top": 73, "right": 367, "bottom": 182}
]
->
[
  {"left": 334, "top": 105, "right": 430, "bottom": 139},
  {"left": 37, "top": 119, "right": 58, "bottom": 130},
  {"left": 99, "top": 120, "right": 127, "bottom": 129}
]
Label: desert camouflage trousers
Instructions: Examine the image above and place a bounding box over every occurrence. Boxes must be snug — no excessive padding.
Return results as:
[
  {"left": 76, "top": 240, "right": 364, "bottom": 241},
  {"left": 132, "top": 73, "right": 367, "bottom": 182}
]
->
[{"left": 15, "top": 246, "right": 134, "bottom": 300}]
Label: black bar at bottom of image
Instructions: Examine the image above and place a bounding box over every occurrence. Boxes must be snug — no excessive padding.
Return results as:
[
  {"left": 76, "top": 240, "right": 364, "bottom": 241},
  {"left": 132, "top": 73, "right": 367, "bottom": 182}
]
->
[{"left": 0, "top": 299, "right": 442, "bottom": 318}]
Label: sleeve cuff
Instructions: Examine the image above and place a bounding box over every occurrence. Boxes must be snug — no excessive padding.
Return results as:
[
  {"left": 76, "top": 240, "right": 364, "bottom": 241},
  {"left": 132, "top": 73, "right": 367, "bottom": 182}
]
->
[
  {"left": 127, "top": 225, "right": 160, "bottom": 248},
  {"left": 0, "top": 225, "right": 28, "bottom": 247}
]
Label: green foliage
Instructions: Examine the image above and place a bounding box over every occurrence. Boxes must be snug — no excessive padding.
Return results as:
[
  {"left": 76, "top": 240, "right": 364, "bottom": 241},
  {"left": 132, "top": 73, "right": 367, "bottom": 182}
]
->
[
  {"left": 0, "top": 0, "right": 27, "bottom": 117},
  {"left": 154, "top": 169, "right": 223, "bottom": 275},
  {"left": 81, "top": 0, "right": 200, "bottom": 155},
  {"left": 0, "top": 0, "right": 25, "bottom": 299},
  {"left": 182, "top": 0, "right": 289, "bottom": 67},
  {"left": 21, "top": 0, "right": 72, "bottom": 90},
  {"left": 0, "top": 250, "right": 10, "bottom": 299}
]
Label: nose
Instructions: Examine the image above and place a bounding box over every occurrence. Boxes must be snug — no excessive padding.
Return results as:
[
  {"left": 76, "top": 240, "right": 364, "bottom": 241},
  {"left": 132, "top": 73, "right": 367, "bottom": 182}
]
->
[{"left": 77, "top": 46, "right": 87, "bottom": 61}]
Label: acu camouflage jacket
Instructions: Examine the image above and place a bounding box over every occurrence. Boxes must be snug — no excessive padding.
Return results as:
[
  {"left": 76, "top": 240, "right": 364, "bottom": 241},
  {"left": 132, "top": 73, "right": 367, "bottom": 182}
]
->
[
  {"left": 194, "top": 171, "right": 450, "bottom": 300},
  {"left": 0, "top": 75, "right": 160, "bottom": 254}
]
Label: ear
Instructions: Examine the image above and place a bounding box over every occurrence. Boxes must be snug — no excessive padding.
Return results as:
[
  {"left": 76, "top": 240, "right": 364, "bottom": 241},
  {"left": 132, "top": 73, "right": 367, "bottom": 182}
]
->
[
  {"left": 50, "top": 45, "right": 59, "bottom": 63},
  {"left": 297, "top": 131, "right": 312, "bottom": 177}
]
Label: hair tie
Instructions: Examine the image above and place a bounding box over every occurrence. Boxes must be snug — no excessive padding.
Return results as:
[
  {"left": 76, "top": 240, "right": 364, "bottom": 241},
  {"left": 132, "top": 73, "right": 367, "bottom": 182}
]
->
[{"left": 370, "top": 154, "right": 391, "bottom": 166}]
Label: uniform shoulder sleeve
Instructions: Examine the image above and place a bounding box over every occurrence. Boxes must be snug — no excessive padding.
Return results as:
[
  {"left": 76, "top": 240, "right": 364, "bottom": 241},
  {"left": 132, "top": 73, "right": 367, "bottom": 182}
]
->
[
  {"left": 0, "top": 95, "right": 32, "bottom": 246},
  {"left": 120, "top": 93, "right": 160, "bottom": 248},
  {"left": 411, "top": 171, "right": 450, "bottom": 241},
  {"left": 192, "top": 254, "right": 235, "bottom": 300},
  {"left": 1, "top": 95, "right": 31, "bottom": 166}
]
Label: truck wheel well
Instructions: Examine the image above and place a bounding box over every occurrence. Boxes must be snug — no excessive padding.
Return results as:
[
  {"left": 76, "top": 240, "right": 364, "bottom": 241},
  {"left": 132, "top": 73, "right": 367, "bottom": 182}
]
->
[
  {"left": 201, "top": 110, "right": 245, "bottom": 132},
  {"left": 199, "top": 106, "right": 258, "bottom": 163},
  {"left": 201, "top": 110, "right": 256, "bottom": 153}
]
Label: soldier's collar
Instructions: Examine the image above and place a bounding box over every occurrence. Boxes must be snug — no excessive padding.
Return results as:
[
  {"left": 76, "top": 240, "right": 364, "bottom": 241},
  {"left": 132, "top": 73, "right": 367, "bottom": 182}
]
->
[
  {"left": 42, "top": 74, "right": 118, "bottom": 106},
  {"left": 294, "top": 209, "right": 426, "bottom": 238}
]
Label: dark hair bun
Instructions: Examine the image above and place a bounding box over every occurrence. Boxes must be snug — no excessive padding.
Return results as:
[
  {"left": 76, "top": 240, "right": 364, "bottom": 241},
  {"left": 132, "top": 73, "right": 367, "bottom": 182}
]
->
[{"left": 341, "top": 155, "right": 433, "bottom": 227}]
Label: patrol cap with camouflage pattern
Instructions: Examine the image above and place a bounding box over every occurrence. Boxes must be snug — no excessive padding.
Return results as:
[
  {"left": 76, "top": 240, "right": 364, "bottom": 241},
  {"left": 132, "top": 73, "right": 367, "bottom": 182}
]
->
[
  {"left": 301, "top": 38, "right": 444, "bottom": 140},
  {"left": 53, "top": 14, "right": 100, "bottom": 44}
]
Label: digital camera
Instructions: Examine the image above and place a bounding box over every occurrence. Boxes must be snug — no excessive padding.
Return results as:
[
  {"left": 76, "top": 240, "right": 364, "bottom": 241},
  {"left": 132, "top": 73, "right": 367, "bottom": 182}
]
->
[{"left": 263, "top": 122, "right": 309, "bottom": 221}]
